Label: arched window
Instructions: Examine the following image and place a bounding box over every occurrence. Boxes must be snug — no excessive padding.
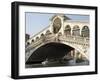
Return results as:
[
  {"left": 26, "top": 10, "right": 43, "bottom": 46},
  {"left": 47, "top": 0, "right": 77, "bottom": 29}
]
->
[
  {"left": 45, "top": 30, "right": 51, "bottom": 35},
  {"left": 64, "top": 25, "right": 71, "bottom": 36},
  {"left": 53, "top": 17, "right": 62, "bottom": 34},
  {"left": 81, "top": 26, "right": 89, "bottom": 37},
  {"left": 31, "top": 39, "right": 34, "bottom": 43},
  {"left": 40, "top": 33, "right": 45, "bottom": 38},
  {"left": 36, "top": 37, "right": 39, "bottom": 41},
  {"left": 72, "top": 25, "right": 80, "bottom": 36},
  {"left": 27, "top": 42, "right": 30, "bottom": 45}
]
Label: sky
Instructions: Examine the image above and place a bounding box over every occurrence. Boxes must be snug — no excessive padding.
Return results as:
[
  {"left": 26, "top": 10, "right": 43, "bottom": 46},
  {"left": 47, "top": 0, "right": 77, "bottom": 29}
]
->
[{"left": 25, "top": 12, "right": 89, "bottom": 37}]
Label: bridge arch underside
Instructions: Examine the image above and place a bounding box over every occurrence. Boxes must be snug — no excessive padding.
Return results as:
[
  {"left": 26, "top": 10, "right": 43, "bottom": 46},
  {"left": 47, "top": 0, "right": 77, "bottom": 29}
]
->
[{"left": 26, "top": 42, "right": 74, "bottom": 64}]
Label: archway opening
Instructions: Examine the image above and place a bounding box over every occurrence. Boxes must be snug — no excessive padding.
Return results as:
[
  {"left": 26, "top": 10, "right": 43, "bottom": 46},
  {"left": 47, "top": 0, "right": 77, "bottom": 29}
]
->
[
  {"left": 35, "top": 37, "right": 39, "bottom": 41},
  {"left": 26, "top": 42, "right": 89, "bottom": 68},
  {"left": 27, "top": 42, "right": 30, "bottom": 46},
  {"left": 31, "top": 39, "right": 34, "bottom": 43},
  {"left": 40, "top": 33, "right": 45, "bottom": 38},
  {"left": 26, "top": 42, "right": 74, "bottom": 64},
  {"left": 45, "top": 30, "right": 52, "bottom": 36},
  {"left": 81, "top": 26, "right": 89, "bottom": 37},
  {"left": 53, "top": 17, "right": 62, "bottom": 34},
  {"left": 64, "top": 25, "right": 71, "bottom": 36},
  {"left": 72, "top": 25, "right": 80, "bottom": 36}
]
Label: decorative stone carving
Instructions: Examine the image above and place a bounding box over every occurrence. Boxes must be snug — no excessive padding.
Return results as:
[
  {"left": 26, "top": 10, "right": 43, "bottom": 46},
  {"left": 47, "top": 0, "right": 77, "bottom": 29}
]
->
[{"left": 53, "top": 17, "right": 62, "bottom": 34}]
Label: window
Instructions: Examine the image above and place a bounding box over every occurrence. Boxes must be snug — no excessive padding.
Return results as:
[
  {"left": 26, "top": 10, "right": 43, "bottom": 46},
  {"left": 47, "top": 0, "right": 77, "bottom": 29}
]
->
[
  {"left": 64, "top": 25, "right": 71, "bottom": 36},
  {"left": 31, "top": 39, "right": 34, "bottom": 43},
  {"left": 36, "top": 37, "right": 39, "bottom": 41},
  {"left": 81, "top": 26, "right": 89, "bottom": 37},
  {"left": 72, "top": 25, "right": 80, "bottom": 36},
  {"left": 45, "top": 30, "right": 51, "bottom": 35},
  {"left": 53, "top": 17, "right": 61, "bottom": 34}
]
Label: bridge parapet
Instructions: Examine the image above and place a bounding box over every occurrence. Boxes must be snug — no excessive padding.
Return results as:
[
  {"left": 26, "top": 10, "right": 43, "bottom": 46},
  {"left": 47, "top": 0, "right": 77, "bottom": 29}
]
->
[
  {"left": 26, "top": 34, "right": 56, "bottom": 52},
  {"left": 58, "top": 35, "right": 89, "bottom": 46},
  {"left": 26, "top": 34, "right": 89, "bottom": 52}
]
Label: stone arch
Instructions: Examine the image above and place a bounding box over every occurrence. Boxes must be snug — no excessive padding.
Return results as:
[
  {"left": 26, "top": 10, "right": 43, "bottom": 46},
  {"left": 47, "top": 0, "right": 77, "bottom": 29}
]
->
[
  {"left": 31, "top": 39, "right": 34, "bottom": 43},
  {"left": 35, "top": 37, "right": 39, "bottom": 41},
  {"left": 40, "top": 33, "right": 45, "bottom": 38},
  {"left": 45, "top": 30, "right": 52, "bottom": 35},
  {"left": 53, "top": 17, "right": 62, "bottom": 34},
  {"left": 26, "top": 41, "right": 88, "bottom": 63},
  {"left": 27, "top": 42, "right": 30, "bottom": 46},
  {"left": 60, "top": 41, "right": 88, "bottom": 59},
  {"left": 64, "top": 25, "right": 71, "bottom": 36},
  {"left": 72, "top": 25, "right": 80, "bottom": 36},
  {"left": 81, "top": 26, "right": 89, "bottom": 37},
  {"left": 26, "top": 42, "right": 74, "bottom": 63}
]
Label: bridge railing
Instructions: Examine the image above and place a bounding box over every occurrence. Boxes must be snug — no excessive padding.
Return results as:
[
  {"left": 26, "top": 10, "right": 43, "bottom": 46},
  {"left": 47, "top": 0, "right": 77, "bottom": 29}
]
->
[
  {"left": 26, "top": 34, "right": 56, "bottom": 52},
  {"left": 58, "top": 35, "right": 89, "bottom": 46},
  {"left": 44, "top": 34, "right": 56, "bottom": 42},
  {"left": 26, "top": 34, "right": 89, "bottom": 52},
  {"left": 26, "top": 38, "right": 43, "bottom": 52}
]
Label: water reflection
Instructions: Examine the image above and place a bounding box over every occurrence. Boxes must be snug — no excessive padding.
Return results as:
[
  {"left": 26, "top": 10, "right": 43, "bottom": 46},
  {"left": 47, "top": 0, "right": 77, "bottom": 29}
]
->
[{"left": 26, "top": 58, "right": 89, "bottom": 68}]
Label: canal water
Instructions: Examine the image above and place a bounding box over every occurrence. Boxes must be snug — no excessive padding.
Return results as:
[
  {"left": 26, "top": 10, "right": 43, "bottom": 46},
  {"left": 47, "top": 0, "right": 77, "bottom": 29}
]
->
[{"left": 25, "top": 59, "right": 89, "bottom": 68}]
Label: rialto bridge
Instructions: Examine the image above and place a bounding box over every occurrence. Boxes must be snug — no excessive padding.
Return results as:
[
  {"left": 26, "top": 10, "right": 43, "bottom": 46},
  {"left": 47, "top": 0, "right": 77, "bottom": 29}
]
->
[{"left": 25, "top": 14, "right": 89, "bottom": 65}]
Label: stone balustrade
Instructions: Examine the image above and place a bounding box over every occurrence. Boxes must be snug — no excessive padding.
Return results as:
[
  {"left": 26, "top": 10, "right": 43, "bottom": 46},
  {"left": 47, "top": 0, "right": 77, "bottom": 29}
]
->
[
  {"left": 58, "top": 35, "right": 89, "bottom": 46},
  {"left": 26, "top": 34, "right": 89, "bottom": 53}
]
